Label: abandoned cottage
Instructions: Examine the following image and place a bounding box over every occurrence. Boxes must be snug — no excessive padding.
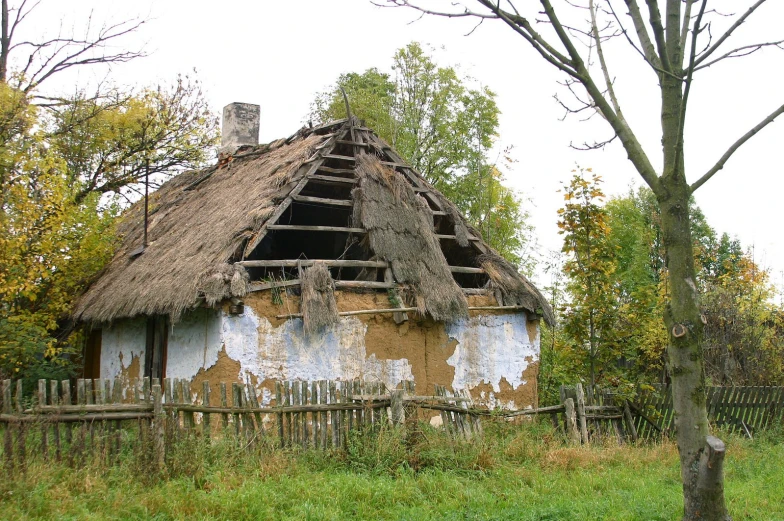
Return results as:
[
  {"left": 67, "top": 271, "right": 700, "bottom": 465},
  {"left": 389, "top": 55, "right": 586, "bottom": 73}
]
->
[{"left": 73, "top": 103, "right": 553, "bottom": 409}]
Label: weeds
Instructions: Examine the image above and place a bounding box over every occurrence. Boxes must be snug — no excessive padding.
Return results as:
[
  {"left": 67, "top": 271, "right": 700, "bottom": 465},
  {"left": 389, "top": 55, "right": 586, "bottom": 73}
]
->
[{"left": 0, "top": 418, "right": 782, "bottom": 520}]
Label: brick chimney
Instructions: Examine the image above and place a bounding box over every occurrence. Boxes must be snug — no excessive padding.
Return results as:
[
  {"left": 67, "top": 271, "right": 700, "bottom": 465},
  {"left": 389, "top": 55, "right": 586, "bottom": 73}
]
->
[{"left": 220, "top": 102, "right": 260, "bottom": 153}]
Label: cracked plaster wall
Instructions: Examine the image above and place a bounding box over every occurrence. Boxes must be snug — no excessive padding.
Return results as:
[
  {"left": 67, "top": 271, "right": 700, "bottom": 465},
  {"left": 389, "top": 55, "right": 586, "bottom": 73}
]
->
[{"left": 100, "top": 295, "right": 540, "bottom": 408}]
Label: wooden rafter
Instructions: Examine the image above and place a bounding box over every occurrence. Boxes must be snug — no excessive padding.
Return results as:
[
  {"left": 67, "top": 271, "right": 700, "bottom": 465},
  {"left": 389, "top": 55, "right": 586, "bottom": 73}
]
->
[
  {"left": 240, "top": 119, "right": 491, "bottom": 294},
  {"left": 241, "top": 128, "right": 349, "bottom": 259}
]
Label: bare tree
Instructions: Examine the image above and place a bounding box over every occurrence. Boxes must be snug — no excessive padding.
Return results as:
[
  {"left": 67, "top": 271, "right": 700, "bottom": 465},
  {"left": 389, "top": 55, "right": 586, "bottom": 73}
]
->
[
  {"left": 0, "top": 0, "right": 144, "bottom": 92},
  {"left": 379, "top": 1, "right": 784, "bottom": 519}
]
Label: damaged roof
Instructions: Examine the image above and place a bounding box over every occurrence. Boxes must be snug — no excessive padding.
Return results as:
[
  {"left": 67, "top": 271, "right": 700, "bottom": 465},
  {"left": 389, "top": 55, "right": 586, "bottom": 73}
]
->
[{"left": 73, "top": 117, "right": 554, "bottom": 326}]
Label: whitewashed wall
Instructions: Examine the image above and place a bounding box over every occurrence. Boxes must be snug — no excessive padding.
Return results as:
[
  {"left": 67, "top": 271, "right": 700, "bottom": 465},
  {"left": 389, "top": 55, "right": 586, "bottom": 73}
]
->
[
  {"left": 166, "top": 308, "right": 222, "bottom": 379},
  {"left": 100, "top": 307, "right": 539, "bottom": 407},
  {"left": 100, "top": 316, "right": 146, "bottom": 379},
  {"left": 447, "top": 314, "right": 538, "bottom": 409}
]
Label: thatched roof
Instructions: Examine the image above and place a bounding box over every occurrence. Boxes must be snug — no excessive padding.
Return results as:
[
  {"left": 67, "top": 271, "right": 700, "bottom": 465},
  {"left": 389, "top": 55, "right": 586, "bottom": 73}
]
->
[
  {"left": 353, "top": 153, "right": 468, "bottom": 321},
  {"left": 74, "top": 118, "right": 553, "bottom": 325}
]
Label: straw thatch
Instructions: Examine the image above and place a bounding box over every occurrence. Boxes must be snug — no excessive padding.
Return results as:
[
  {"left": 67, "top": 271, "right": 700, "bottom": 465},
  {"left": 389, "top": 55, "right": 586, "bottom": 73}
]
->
[
  {"left": 353, "top": 152, "right": 468, "bottom": 321},
  {"left": 74, "top": 117, "right": 552, "bottom": 327},
  {"left": 478, "top": 253, "right": 555, "bottom": 326},
  {"left": 201, "top": 263, "right": 250, "bottom": 306},
  {"left": 300, "top": 261, "right": 339, "bottom": 336},
  {"left": 73, "top": 127, "right": 331, "bottom": 323}
]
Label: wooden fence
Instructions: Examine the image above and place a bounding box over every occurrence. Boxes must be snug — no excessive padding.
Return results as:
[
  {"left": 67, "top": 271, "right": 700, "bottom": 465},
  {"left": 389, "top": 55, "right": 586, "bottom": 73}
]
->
[
  {"left": 548, "top": 383, "right": 784, "bottom": 443},
  {"left": 3, "top": 378, "right": 782, "bottom": 470},
  {"left": 0, "top": 377, "right": 479, "bottom": 470},
  {"left": 630, "top": 385, "right": 784, "bottom": 439}
]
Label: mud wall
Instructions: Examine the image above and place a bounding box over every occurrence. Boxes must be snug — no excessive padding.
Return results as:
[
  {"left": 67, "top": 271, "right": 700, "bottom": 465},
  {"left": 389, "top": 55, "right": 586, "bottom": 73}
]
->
[{"left": 99, "top": 291, "right": 540, "bottom": 408}]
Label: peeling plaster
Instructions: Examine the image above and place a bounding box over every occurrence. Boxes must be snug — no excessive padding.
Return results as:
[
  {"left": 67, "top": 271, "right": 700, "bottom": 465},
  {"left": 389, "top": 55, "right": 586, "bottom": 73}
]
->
[
  {"left": 99, "top": 303, "right": 539, "bottom": 409},
  {"left": 446, "top": 313, "right": 538, "bottom": 397},
  {"left": 101, "top": 316, "right": 146, "bottom": 379},
  {"left": 250, "top": 311, "right": 413, "bottom": 392},
  {"left": 166, "top": 308, "right": 222, "bottom": 379}
]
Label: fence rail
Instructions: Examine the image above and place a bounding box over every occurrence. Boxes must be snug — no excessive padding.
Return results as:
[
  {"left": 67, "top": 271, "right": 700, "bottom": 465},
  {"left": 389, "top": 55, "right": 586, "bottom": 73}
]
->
[
  {"left": 0, "top": 377, "right": 477, "bottom": 471},
  {"left": 632, "top": 385, "right": 784, "bottom": 438},
  {"left": 2, "top": 378, "right": 782, "bottom": 471},
  {"left": 548, "top": 383, "right": 784, "bottom": 443}
]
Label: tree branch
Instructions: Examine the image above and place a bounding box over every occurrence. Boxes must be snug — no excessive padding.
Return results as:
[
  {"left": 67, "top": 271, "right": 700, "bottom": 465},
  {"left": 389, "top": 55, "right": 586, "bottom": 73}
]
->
[
  {"left": 680, "top": 0, "right": 695, "bottom": 54},
  {"left": 694, "top": 40, "right": 784, "bottom": 71},
  {"left": 624, "top": 0, "right": 662, "bottom": 70},
  {"left": 644, "top": 0, "right": 672, "bottom": 72},
  {"left": 606, "top": 1, "right": 679, "bottom": 80},
  {"left": 672, "top": 0, "right": 707, "bottom": 173},
  {"left": 691, "top": 101, "right": 784, "bottom": 193},
  {"left": 694, "top": 0, "right": 769, "bottom": 67},
  {"left": 23, "top": 17, "right": 146, "bottom": 92},
  {"left": 589, "top": 0, "right": 622, "bottom": 116}
]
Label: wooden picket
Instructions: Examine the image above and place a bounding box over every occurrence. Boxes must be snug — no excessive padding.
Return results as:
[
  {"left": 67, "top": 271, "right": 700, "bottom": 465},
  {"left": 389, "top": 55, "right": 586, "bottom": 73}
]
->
[
  {"left": 628, "top": 385, "right": 784, "bottom": 439},
  {"left": 0, "top": 376, "right": 488, "bottom": 471}
]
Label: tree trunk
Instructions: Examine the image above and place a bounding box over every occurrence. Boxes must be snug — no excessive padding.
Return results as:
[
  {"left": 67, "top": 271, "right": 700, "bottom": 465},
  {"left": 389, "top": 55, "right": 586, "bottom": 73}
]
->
[
  {"left": 1, "top": 0, "right": 8, "bottom": 83},
  {"left": 658, "top": 177, "right": 730, "bottom": 521},
  {"left": 657, "top": 56, "right": 730, "bottom": 518}
]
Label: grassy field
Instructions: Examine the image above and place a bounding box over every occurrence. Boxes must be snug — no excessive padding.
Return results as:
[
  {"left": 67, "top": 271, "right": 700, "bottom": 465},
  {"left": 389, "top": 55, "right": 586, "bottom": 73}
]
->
[{"left": 1, "top": 421, "right": 782, "bottom": 521}]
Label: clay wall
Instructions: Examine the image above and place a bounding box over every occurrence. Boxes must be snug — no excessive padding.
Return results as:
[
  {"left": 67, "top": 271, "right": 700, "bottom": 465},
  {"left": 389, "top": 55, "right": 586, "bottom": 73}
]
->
[{"left": 98, "top": 291, "right": 541, "bottom": 409}]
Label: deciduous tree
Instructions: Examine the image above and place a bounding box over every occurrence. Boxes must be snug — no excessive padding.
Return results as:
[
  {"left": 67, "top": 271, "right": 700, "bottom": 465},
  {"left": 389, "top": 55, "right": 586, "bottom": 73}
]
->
[
  {"left": 0, "top": 2, "right": 218, "bottom": 379},
  {"left": 557, "top": 169, "right": 620, "bottom": 396},
  {"left": 311, "top": 42, "right": 534, "bottom": 267},
  {"left": 382, "top": 1, "right": 784, "bottom": 518}
]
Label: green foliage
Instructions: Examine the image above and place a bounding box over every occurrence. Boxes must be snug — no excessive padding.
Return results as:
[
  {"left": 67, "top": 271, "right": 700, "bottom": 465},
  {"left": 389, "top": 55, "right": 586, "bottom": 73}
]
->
[
  {"left": 48, "top": 75, "right": 219, "bottom": 203},
  {"left": 556, "top": 168, "right": 623, "bottom": 390},
  {"left": 0, "top": 77, "right": 218, "bottom": 379},
  {"left": 311, "top": 42, "right": 532, "bottom": 268},
  {"left": 700, "top": 240, "right": 784, "bottom": 385},
  {"left": 1, "top": 421, "right": 782, "bottom": 520},
  {"left": 547, "top": 174, "right": 784, "bottom": 391}
]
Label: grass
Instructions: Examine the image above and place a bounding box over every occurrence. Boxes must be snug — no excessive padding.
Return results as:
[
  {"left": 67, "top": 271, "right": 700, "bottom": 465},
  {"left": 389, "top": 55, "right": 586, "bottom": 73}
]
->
[{"left": 1, "top": 420, "right": 782, "bottom": 520}]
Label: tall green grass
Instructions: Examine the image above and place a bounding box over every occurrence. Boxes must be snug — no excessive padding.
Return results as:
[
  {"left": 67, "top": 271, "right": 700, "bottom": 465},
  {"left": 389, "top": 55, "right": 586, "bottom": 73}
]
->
[{"left": 1, "top": 419, "right": 782, "bottom": 520}]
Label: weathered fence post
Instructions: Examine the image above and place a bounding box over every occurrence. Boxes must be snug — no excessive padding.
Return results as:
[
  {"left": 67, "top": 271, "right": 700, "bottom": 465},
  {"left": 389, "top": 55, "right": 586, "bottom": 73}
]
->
[
  {"left": 61, "top": 380, "right": 73, "bottom": 466},
  {"left": 38, "top": 380, "right": 48, "bottom": 462},
  {"left": 49, "top": 379, "right": 61, "bottom": 462},
  {"left": 274, "top": 382, "right": 283, "bottom": 447},
  {"left": 319, "top": 380, "right": 328, "bottom": 448},
  {"left": 15, "top": 380, "right": 25, "bottom": 470},
  {"left": 301, "top": 380, "right": 309, "bottom": 448},
  {"left": 2, "top": 379, "right": 12, "bottom": 470},
  {"left": 575, "top": 383, "right": 589, "bottom": 444},
  {"left": 231, "top": 383, "right": 241, "bottom": 439},
  {"left": 202, "top": 381, "right": 211, "bottom": 440},
  {"left": 391, "top": 389, "right": 404, "bottom": 425},
  {"left": 623, "top": 401, "right": 639, "bottom": 443},
  {"left": 564, "top": 398, "right": 581, "bottom": 445},
  {"left": 329, "top": 380, "right": 339, "bottom": 448},
  {"left": 220, "top": 382, "right": 229, "bottom": 432},
  {"left": 152, "top": 383, "right": 165, "bottom": 473}
]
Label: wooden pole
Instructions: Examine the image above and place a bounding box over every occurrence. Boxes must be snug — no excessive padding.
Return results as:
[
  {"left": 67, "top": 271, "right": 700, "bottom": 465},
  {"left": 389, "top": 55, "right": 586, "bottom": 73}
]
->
[
  {"left": 575, "top": 383, "right": 589, "bottom": 444},
  {"left": 15, "top": 380, "right": 25, "bottom": 470},
  {"left": 623, "top": 401, "right": 639, "bottom": 443},
  {"left": 49, "top": 380, "right": 61, "bottom": 463},
  {"left": 220, "top": 383, "right": 229, "bottom": 432},
  {"left": 2, "top": 380, "right": 12, "bottom": 470},
  {"left": 202, "top": 381, "right": 211, "bottom": 440},
  {"left": 564, "top": 398, "right": 581, "bottom": 445},
  {"left": 152, "top": 383, "right": 165, "bottom": 473},
  {"left": 390, "top": 389, "right": 404, "bottom": 426},
  {"left": 38, "top": 380, "right": 48, "bottom": 462}
]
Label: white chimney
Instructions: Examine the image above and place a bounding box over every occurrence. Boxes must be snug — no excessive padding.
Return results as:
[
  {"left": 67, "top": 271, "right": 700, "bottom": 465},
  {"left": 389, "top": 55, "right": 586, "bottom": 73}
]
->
[{"left": 221, "top": 102, "right": 260, "bottom": 152}]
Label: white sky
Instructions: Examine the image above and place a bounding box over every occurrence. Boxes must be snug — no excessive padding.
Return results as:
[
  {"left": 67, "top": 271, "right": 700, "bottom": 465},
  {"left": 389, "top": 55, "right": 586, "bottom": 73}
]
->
[{"left": 23, "top": 1, "right": 784, "bottom": 290}]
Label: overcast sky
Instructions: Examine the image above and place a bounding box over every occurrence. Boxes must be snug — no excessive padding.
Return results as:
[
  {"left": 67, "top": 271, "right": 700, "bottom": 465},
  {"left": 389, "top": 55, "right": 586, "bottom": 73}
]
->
[{"left": 25, "top": 1, "right": 784, "bottom": 291}]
